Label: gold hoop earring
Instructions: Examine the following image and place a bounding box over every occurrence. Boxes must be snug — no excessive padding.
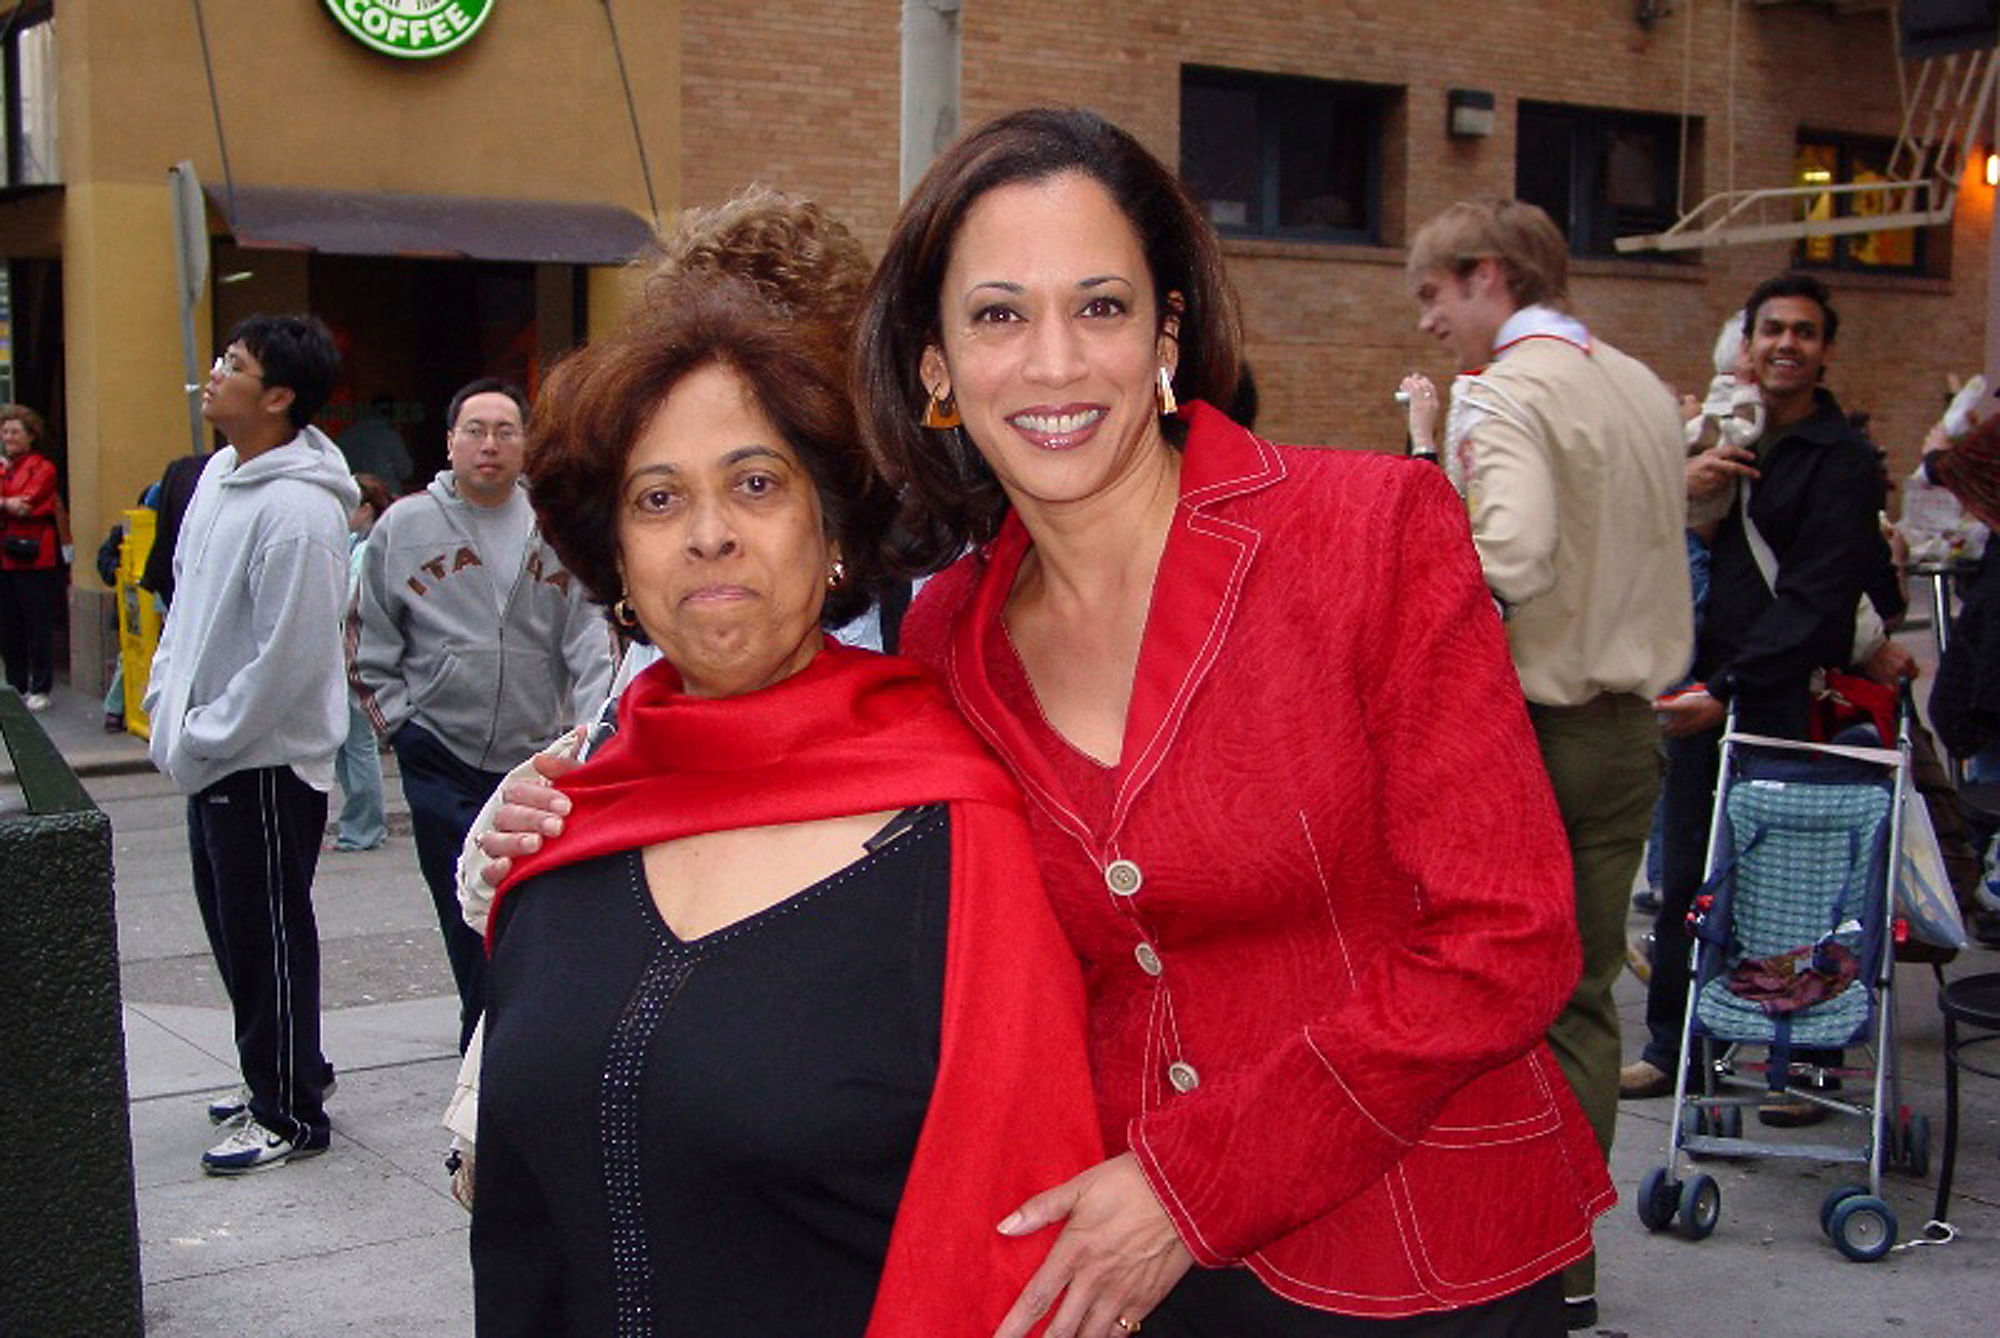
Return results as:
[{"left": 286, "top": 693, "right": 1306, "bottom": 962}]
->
[
  {"left": 613, "top": 597, "right": 638, "bottom": 629},
  {"left": 1156, "top": 366, "right": 1178, "bottom": 417},
  {"left": 920, "top": 387, "right": 961, "bottom": 430},
  {"left": 826, "top": 559, "right": 846, "bottom": 591}
]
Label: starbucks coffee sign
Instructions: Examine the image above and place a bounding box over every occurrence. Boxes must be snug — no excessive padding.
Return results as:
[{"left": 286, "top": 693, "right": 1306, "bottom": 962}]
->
[{"left": 324, "top": 0, "right": 494, "bottom": 59}]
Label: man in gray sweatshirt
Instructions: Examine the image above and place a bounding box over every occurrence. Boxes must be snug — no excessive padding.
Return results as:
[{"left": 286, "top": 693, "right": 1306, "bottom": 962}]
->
[
  {"left": 349, "top": 378, "right": 613, "bottom": 1053},
  {"left": 145, "top": 315, "right": 360, "bottom": 1174}
]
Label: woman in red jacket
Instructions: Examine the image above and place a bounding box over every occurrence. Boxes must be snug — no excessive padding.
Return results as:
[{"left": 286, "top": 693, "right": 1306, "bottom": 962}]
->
[
  {"left": 852, "top": 109, "right": 1609, "bottom": 1337},
  {"left": 0, "top": 403, "right": 62, "bottom": 710}
]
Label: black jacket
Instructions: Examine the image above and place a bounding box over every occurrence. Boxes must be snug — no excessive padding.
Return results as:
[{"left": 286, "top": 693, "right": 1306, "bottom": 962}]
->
[
  {"left": 1931, "top": 546, "right": 2000, "bottom": 759},
  {"left": 1700, "top": 389, "right": 1898, "bottom": 736},
  {"left": 137, "top": 451, "right": 211, "bottom": 608}
]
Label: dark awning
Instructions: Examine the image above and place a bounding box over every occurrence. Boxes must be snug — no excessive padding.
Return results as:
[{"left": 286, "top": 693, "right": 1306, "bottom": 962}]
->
[{"left": 204, "top": 184, "right": 655, "bottom": 265}]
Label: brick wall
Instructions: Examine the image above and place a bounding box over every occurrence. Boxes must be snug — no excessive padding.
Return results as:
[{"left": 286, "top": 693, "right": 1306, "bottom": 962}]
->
[
  {"left": 680, "top": 1, "right": 902, "bottom": 245},
  {"left": 684, "top": 1, "right": 1987, "bottom": 485}
]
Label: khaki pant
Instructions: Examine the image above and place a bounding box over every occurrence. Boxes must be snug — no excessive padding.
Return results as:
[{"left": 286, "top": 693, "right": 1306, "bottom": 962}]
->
[{"left": 1528, "top": 694, "right": 1663, "bottom": 1301}]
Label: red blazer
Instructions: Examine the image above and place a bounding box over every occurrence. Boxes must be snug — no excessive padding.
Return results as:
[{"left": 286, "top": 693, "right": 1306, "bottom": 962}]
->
[
  {"left": 904, "top": 403, "right": 1613, "bottom": 1318},
  {"left": 0, "top": 450, "right": 59, "bottom": 570}
]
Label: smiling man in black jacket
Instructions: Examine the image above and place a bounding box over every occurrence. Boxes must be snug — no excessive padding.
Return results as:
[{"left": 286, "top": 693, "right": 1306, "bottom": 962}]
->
[{"left": 1624, "top": 272, "right": 1903, "bottom": 1123}]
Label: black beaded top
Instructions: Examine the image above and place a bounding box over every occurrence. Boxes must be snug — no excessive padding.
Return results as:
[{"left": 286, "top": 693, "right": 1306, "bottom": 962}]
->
[{"left": 472, "top": 807, "right": 950, "bottom": 1337}]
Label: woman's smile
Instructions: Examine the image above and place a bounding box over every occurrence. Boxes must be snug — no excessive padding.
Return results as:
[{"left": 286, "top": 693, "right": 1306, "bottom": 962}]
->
[{"left": 1005, "top": 404, "right": 1107, "bottom": 450}]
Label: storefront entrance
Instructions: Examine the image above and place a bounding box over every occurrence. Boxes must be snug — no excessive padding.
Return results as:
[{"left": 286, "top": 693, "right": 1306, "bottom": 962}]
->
[{"left": 211, "top": 243, "right": 576, "bottom": 496}]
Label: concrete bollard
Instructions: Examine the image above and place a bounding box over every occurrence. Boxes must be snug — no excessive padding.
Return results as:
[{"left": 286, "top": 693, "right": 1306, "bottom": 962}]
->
[{"left": 0, "top": 686, "right": 142, "bottom": 1336}]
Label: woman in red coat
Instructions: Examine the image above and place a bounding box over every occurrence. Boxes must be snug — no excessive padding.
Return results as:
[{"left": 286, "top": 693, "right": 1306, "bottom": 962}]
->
[
  {"left": 852, "top": 109, "right": 1610, "bottom": 1337},
  {"left": 0, "top": 403, "right": 62, "bottom": 709}
]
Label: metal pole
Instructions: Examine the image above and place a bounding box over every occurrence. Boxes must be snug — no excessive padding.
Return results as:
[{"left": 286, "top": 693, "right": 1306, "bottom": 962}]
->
[
  {"left": 168, "top": 163, "right": 209, "bottom": 457},
  {"left": 900, "top": 0, "right": 961, "bottom": 198}
]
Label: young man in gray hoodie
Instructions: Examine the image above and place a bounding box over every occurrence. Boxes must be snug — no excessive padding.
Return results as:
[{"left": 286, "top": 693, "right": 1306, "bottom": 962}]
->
[
  {"left": 348, "top": 378, "right": 613, "bottom": 1053},
  {"left": 144, "top": 315, "right": 360, "bottom": 1174}
]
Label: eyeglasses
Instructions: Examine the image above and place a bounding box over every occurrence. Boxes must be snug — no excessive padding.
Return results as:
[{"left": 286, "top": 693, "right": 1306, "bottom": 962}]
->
[
  {"left": 211, "top": 352, "right": 264, "bottom": 381},
  {"left": 454, "top": 423, "right": 523, "bottom": 444}
]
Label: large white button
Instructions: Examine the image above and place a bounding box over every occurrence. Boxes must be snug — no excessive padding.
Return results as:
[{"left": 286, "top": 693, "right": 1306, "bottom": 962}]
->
[
  {"left": 1105, "top": 859, "right": 1143, "bottom": 896},
  {"left": 1168, "top": 1060, "right": 1199, "bottom": 1093},
  {"left": 1135, "top": 943, "right": 1163, "bottom": 976}
]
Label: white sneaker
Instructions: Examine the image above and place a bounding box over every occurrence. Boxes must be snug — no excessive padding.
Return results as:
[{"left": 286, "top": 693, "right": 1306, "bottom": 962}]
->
[
  {"left": 208, "top": 1073, "right": 336, "bottom": 1124},
  {"left": 207, "top": 1085, "right": 251, "bottom": 1125},
  {"left": 201, "top": 1117, "right": 329, "bottom": 1175},
  {"left": 22, "top": 692, "right": 49, "bottom": 712}
]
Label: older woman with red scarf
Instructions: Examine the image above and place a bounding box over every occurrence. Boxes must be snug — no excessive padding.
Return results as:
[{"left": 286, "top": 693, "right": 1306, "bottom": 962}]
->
[{"left": 468, "top": 192, "right": 1099, "bottom": 1338}]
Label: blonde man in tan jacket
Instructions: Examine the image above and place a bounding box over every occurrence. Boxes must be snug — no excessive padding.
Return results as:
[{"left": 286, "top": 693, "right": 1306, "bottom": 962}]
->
[{"left": 1403, "top": 199, "right": 1693, "bottom": 1334}]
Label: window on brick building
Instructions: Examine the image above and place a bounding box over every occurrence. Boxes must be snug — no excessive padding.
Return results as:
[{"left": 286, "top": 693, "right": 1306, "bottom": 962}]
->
[
  {"left": 1516, "top": 102, "right": 1685, "bottom": 258},
  {"left": 1180, "top": 68, "right": 1388, "bottom": 243},
  {"left": 1793, "top": 133, "right": 1937, "bottom": 274},
  {"left": 1, "top": 6, "right": 58, "bottom": 188}
]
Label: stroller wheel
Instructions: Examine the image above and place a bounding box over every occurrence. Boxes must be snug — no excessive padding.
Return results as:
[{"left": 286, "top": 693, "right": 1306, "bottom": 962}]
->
[
  {"left": 1718, "top": 1105, "right": 1743, "bottom": 1140},
  {"left": 1637, "top": 1166, "right": 1679, "bottom": 1232},
  {"left": 1828, "top": 1195, "right": 1897, "bottom": 1262},
  {"left": 1677, "top": 1173, "right": 1722, "bottom": 1240},
  {"left": 1687, "top": 1107, "right": 1713, "bottom": 1159},
  {"left": 1819, "top": 1183, "right": 1870, "bottom": 1235}
]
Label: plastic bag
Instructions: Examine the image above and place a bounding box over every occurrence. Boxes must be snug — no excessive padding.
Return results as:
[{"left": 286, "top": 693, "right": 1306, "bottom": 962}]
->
[{"left": 1901, "top": 787, "right": 1970, "bottom": 949}]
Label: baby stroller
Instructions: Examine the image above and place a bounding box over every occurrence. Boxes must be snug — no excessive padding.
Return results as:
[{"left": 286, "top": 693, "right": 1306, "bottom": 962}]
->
[{"left": 1636, "top": 694, "right": 1927, "bottom": 1262}]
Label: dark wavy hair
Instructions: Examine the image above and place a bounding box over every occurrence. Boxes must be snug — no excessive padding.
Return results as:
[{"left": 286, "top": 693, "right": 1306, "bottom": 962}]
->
[
  {"left": 228, "top": 314, "right": 340, "bottom": 430},
  {"left": 853, "top": 107, "right": 1242, "bottom": 571},
  {"left": 528, "top": 197, "right": 887, "bottom": 635},
  {"left": 1742, "top": 271, "right": 1839, "bottom": 344}
]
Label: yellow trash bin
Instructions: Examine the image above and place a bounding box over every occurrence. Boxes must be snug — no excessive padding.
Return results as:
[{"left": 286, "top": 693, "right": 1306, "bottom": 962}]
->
[{"left": 117, "top": 508, "right": 160, "bottom": 741}]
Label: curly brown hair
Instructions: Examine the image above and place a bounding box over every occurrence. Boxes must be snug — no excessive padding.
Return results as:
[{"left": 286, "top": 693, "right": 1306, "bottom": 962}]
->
[
  {"left": 529, "top": 192, "right": 888, "bottom": 634},
  {"left": 642, "top": 185, "right": 873, "bottom": 327}
]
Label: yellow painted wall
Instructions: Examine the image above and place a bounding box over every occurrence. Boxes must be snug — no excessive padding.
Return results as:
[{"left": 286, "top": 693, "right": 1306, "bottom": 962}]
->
[
  {"left": 60, "top": 181, "right": 205, "bottom": 559},
  {"left": 43, "top": 0, "right": 680, "bottom": 597},
  {"left": 73, "top": 0, "right": 680, "bottom": 210}
]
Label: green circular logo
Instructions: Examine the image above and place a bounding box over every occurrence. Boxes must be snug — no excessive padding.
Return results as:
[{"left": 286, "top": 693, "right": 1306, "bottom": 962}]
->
[{"left": 324, "top": 0, "right": 495, "bottom": 60}]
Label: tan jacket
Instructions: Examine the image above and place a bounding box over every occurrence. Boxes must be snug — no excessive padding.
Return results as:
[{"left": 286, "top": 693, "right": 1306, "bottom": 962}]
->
[{"left": 1445, "top": 320, "right": 1693, "bottom": 706}]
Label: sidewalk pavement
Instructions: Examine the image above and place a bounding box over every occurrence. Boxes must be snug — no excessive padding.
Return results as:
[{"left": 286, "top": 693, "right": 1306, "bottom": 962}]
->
[
  {"left": 28, "top": 662, "right": 2000, "bottom": 1335},
  {"left": 38, "top": 683, "right": 475, "bottom": 1335}
]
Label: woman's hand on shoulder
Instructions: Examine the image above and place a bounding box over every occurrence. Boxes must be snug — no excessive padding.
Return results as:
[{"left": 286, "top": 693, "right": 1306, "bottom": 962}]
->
[
  {"left": 992, "top": 1153, "right": 1193, "bottom": 1338},
  {"left": 474, "top": 749, "right": 581, "bottom": 887}
]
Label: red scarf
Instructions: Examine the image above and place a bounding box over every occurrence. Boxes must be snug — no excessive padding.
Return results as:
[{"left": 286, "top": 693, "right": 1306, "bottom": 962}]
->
[{"left": 493, "top": 640, "right": 1102, "bottom": 1336}]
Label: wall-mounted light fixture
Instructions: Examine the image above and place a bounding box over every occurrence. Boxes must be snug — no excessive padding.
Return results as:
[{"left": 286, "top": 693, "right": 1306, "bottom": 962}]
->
[
  {"left": 1985, "top": 148, "right": 1999, "bottom": 188},
  {"left": 1448, "top": 89, "right": 1496, "bottom": 139}
]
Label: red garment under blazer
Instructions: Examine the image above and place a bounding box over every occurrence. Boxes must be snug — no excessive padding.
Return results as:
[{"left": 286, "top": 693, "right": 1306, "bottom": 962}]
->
[
  {"left": 495, "top": 644, "right": 1103, "bottom": 1336},
  {"left": 903, "top": 403, "right": 1614, "bottom": 1318}
]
